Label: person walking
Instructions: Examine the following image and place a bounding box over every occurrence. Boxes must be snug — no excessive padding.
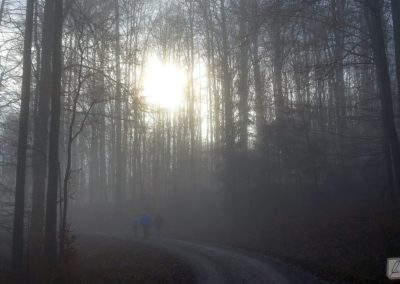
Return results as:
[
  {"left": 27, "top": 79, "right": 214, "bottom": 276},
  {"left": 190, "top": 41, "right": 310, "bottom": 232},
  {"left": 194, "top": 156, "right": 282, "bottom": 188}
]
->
[{"left": 139, "top": 213, "right": 151, "bottom": 238}]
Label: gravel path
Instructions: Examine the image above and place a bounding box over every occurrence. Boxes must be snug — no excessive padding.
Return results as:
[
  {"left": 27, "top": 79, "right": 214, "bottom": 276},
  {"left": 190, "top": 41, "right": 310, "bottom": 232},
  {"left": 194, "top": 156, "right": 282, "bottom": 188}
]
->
[{"left": 130, "top": 237, "right": 325, "bottom": 284}]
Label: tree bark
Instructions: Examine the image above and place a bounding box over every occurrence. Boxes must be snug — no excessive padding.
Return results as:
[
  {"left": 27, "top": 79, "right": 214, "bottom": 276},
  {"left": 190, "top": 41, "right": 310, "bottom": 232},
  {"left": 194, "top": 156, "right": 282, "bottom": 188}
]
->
[
  {"left": 59, "top": 56, "right": 84, "bottom": 256},
  {"left": 89, "top": 122, "right": 99, "bottom": 203},
  {"left": 0, "top": 0, "right": 6, "bottom": 26},
  {"left": 114, "top": 0, "right": 123, "bottom": 211},
  {"left": 391, "top": 0, "right": 400, "bottom": 114},
  {"left": 44, "top": 0, "right": 63, "bottom": 268},
  {"left": 98, "top": 48, "right": 107, "bottom": 202},
  {"left": 220, "top": 0, "right": 237, "bottom": 220},
  {"left": 11, "top": 0, "right": 34, "bottom": 271},
  {"left": 251, "top": 6, "right": 264, "bottom": 146},
  {"left": 189, "top": 0, "right": 196, "bottom": 191},
  {"left": 29, "top": 0, "right": 54, "bottom": 268},
  {"left": 333, "top": 0, "right": 346, "bottom": 133},
  {"left": 272, "top": 23, "right": 284, "bottom": 121},
  {"left": 365, "top": 0, "right": 400, "bottom": 194},
  {"left": 220, "top": 0, "right": 233, "bottom": 153},
  {"left": 238, "top": 0, "right": 249, "bottom": 149}
]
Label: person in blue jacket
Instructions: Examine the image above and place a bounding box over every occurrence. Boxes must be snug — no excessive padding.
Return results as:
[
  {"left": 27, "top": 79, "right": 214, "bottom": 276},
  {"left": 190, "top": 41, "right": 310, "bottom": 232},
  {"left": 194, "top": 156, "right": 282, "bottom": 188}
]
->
[{"left": 139, "top": 213, "right": 151, "bottom": 238}]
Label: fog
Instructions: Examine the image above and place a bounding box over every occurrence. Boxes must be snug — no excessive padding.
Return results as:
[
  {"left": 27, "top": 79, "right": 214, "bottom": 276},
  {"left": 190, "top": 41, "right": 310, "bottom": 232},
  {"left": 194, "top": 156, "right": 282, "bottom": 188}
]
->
[{"left": 1, "top": 0, "right": 400, "bottom": 282}]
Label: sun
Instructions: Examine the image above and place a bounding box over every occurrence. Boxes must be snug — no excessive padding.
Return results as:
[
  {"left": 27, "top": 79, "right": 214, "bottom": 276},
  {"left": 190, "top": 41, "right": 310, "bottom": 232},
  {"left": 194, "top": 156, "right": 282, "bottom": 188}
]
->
[{"left": 143, "top": 55, "right": 186, "bottom": 110}]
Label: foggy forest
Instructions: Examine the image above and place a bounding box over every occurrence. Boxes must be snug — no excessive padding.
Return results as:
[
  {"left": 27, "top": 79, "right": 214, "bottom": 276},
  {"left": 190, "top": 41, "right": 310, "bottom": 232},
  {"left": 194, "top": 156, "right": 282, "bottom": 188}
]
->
[{"left": 1, "top": 0, "right": 400, "bottom": 283}]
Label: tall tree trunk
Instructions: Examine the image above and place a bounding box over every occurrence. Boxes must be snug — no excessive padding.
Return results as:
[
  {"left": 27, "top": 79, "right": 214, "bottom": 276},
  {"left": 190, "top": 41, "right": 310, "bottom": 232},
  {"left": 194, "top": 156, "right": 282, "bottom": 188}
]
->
[
  {"left": 333, "top": 0, "right": 346, "bottom": 133},
  {"left": 44, "top": 0, "right": 62, "bottom": 267},
  {"left": 11, "top": 0, "right": 34, "bottom": 271},
  {"left": 98, "top": 49, "right": 107, "bottom": 202},
  {"left": 201, "top": 0, "right": 213, "bottom": 155},
  {"left": 91, "top": 45, "right": 107, "bottom": 202},
  {"left": 122, "top": 93, "right": 129, "bottom": 199},
  {"left": 272, "top": 23, "right": 284, "bottom": 121},
  {"left": 314, "top": 49, "right": 326, "bottom": 131},
  {"left": 32, "top": 0, "right": 41, "bottom": 116},
  {"left": 122, "top": 22, "right": 130, "bottom": 202},
  {"left": 365, "top": 0, "right": 400, "bottom": 194},
  {"left": 238, "top": 0, "right": 249, "bottom": 149},
  {"left": 29, "top": 0, "right": 54, "bottom": 267},
  {"left": 114, "top": 0, "right": 123, "bottom": 211},
  {"left": 189, "top": 0, "right": 196, "bottom": 191},
  {"left": 60, "top": 59, "right": 90, "bottom": 256},
  {"left": 220, "top": 0, "right": 236, "bottom": 220},
  {"left": 391, "top": 0, "right": 400, "bottom": 114},
  {"left": 59, "top": 93, "right": 77, "bottom": 259},
  {"left": 251, "top": 7, "right": 264, "bottom": 146},
  {"left": 0, "top": 0, "right": 6, "bottom": 26},
  {"left": 220, "top": 0, "right": 233, "bottom": 153},
  {"left": 205, "top": 0, "right": 219, "bottom": 151},
  {"left": 89, "top": 122, "right": 99, "bottom": 203}
]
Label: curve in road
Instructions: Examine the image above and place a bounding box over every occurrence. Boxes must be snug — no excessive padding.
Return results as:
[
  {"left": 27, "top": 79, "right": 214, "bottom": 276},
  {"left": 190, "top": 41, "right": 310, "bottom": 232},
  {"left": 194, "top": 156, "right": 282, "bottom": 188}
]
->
[{"left": 139, "top": 238, "right": 324, "bottom": 284}]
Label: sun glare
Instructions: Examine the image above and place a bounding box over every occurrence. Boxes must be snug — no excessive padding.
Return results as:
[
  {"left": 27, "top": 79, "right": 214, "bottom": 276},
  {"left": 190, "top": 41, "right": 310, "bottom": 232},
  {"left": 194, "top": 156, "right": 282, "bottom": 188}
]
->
[{"left": 143, "top": 56, "right": 186, "bottom": 110}]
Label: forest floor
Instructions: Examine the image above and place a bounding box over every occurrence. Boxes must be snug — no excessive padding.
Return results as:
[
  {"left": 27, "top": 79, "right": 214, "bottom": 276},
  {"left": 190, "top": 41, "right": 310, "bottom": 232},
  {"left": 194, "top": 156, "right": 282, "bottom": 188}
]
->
[
  {"left": 0, "top": 234, "right": 194, "bottom": 284},
  {"left": 76, "top": 235, "right": 194, "bottom": 284},
  {"left": 2, "top": 206, "right": 398, "bottom": 283},
  {"left": 69, "top": 197, "right": 400, "bottom": 283},
  {"left": 189, "top": 201, "right": 400, "bottom": 283},
  {"left": 263, "top": 206, "right": 400, "bottom": 283}
]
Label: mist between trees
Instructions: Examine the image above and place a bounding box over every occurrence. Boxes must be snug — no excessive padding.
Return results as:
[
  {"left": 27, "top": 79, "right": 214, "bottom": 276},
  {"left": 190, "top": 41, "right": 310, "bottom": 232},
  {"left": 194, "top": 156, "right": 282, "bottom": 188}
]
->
[{"left": 0, "top": 0, "right": 399, "bottom": 281}]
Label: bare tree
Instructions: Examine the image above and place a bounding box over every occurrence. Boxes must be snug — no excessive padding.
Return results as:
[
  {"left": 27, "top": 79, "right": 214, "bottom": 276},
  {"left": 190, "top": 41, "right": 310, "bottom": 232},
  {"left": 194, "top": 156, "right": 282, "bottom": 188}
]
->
[
  {"left": 0, "top": 0, "right": 6, "bottom": 25},
  {"left": 237, "top": 0, "right": 249, "bottom": 149},
  {"left": 11, "top": 0, "right": 34, "bottom": 271},
  {"left": 364, "top": 0, "right": 400, "bottom": 194},
  {"left": 29, "top": 0, "right": 54, "bottom": 262},
  {"left": 114, "top": 0, "right": 123, "bottom": 212},
  {"left": 44, "top": 0, "right": 63, "bottom": 268},
  {"left": 391, "top": 0, "right": 400, "bottom": 113}
]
